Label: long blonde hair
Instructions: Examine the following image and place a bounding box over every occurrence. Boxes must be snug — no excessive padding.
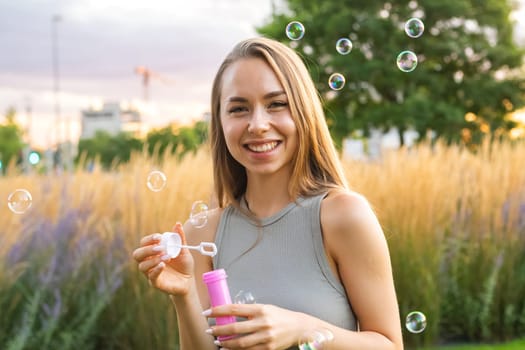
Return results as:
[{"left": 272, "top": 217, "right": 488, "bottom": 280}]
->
[{"left": 210, "top": 37, "right": 348, "bottom": 208}]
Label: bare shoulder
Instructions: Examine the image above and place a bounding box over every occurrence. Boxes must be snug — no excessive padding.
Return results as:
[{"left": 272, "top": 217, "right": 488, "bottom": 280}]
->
[
  {"left": 322, "top": 189, "right": 379, "bottom": 234},
  {"left": 321, "top": 189, "right": 386, "bottom": 263}
]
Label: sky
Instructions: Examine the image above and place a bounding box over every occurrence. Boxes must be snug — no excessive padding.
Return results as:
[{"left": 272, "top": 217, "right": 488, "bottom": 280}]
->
[
  {"left": 1, "top": 0, "right": 524, "bottom": 149},
  {"left": 0, "top": 0, "right": 275, "bottom": 148}
]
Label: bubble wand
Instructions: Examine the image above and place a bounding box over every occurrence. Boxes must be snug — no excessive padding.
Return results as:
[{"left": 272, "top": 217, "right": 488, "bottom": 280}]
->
[{"left": 159, "top": 232, "right": 217, "bottom": 258}]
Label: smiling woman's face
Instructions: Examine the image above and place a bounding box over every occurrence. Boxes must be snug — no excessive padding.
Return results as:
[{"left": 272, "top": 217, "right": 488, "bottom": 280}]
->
[{"left": 219, "top": 57, "right": 298, "bottom": 178}]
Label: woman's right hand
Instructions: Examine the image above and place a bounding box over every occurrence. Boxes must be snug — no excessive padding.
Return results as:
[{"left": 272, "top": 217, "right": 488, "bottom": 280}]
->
[{"left": 132, "top": 222, "right": 195, "bottom": 296}]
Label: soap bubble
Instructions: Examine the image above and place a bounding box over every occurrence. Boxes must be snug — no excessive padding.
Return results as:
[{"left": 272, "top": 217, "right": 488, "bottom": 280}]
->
[
  {"left": 396, "top": 50, "right": 418, "bottom": 72},
  {"left": 405, "top": 18, "right": 425, "bottom": 38},
  {"left": 335, "top": 38, "right": 353, "bottom": 55},
  {"left": 234, "top": 290, "right": 256, "bottom": 304},
  {"left": 146, "top": 170, "right": 167, "bottom": 192},
  {"left": 286, "top": 21, "right": 305, "bottom": 40},
  {"left": 298, "top": 329, "right": 334, "bottom": 350},
  {"left": 405, "top": 311, "right": 427, "bottom": 333},
  {"left": 190, "top": 200, "right": 209, "bottom": 228},
  {"left": 7, "top": 189, "right": 33, "bottom": 214},
  {"left": 328, "top": 73, "right": 345, "bottom": 90}
]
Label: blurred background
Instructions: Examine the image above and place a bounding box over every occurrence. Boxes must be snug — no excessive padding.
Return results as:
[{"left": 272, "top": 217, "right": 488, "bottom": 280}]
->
[{"left": 1, "top": 0, "right": 525, "bottom": 349}]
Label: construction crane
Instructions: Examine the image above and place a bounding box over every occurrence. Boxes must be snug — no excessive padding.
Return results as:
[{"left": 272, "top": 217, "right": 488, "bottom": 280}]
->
[{"left": 134, "top": 66, "right": 175, "bottom": 102}]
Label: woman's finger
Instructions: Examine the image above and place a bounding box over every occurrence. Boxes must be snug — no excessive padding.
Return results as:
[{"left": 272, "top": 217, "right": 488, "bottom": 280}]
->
[
  {"left": 172, "top": 222, "right": 187, "bottom": 245},
  {"left": 139, "top": 256, "right": 163, "bottom": 275},
  {"left": 147, "top": 261, "right": 166, "bottom": 284},
  {"left": 140, "top": 233, "right": 163, "bottom": 246},
  {"left": 132, "top": 242, "right": 165, "bottom": 263},
  {"left": 132, "top": 246, "right": 148, "bottom": 262},
  {"left": 205, "top": 303, "right": 261, "bottom": 319}
]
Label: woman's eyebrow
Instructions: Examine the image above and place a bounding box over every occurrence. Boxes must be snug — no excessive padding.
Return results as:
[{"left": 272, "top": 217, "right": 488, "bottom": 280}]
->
[
  {"left": 263, "top": 91, "right": 286, "bottom": 99},
  {"left": 226, "top": 96, "right": 248, "bottom": 103},
  {"left": 225, "top": 91, "right": 286, "bottom": 103}
]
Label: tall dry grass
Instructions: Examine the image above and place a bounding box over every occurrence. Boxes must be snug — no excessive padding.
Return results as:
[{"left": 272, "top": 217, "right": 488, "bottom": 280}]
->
[
  {"left": 0, "top": 147, "right": 214, "bottom": 349},
  {"left": 0, "top": 140, "right": 524, "bottom": 349},
  {"left": 344, "top": 140, "right": 525, "bottom": 346}
]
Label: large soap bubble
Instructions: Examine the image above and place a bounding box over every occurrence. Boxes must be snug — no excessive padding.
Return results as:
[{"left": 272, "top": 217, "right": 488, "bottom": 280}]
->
[
  {"left": 335, "top": 38, "right": 353, "bottom": 55},
  {"left": 396, "top": 50, "right": 418, "bottom": 72},
  {"left": 405, "top": 311, "right": 427, "bottom": 333},
  {"left": 190, "top": 200, "right": 209, "bottom": 228},
  {"left": 146, "top": 170, "right": 167, "bottom": 192},
  {"left": 328, "top": 73, "right": 346, "bottom": 90},
  {"left": 7, "top": 189, "right": 33, "bottom": 214},
  {"left": 405, "top": 18, "right": 425, "bottom": 38},
  {"left": 286, "top": 21, "right": 305, "bottom": 41}
]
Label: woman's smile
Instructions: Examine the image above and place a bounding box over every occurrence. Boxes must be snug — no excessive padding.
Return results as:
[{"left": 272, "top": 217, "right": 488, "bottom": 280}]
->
[{"left": 244, "top": 140, "right": 280, "bottom": 153}]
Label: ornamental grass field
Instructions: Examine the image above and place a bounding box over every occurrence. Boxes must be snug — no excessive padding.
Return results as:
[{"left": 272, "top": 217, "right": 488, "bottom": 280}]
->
[{"left": 1, "top": 140, "right": 524, "bottom": 349}]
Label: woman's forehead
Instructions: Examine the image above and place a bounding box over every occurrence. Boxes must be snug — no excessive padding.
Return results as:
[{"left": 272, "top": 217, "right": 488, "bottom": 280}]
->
[{"left": 220, "top": 58, "right": 284, "bottom": 99}]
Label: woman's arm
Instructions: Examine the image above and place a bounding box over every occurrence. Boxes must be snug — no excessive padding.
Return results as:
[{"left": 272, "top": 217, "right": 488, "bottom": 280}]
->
[
  {"left": 319, "top": 189, "right": 404, "bottom": 350},
  {"left": 171, "top": 281, "right": 216, "bottom": 350},
  {"left": 174, "top": 211, "right": 224, "bottom": 350}
]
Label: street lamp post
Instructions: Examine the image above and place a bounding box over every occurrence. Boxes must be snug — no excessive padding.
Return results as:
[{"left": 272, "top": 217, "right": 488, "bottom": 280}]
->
[
  {"left": 51, "top": 14, "right": 62, "bottom": 169},
  {"left": 52, "top": 15, "right": 61, "bottom": 141}
]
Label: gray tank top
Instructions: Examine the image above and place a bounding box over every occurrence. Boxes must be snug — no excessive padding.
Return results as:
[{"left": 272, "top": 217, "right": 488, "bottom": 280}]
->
[{"left": 213, "top": 193, "right": 357, "bottom": 347}]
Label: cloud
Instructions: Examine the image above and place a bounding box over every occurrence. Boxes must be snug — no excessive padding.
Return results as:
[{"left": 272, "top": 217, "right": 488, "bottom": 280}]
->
[{"left": 1, "top": 0, "right": 272, "bottom": 77}]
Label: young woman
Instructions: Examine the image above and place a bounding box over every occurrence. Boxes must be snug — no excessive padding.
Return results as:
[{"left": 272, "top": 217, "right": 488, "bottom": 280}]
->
[{"left": 133, "top": 36, "right": 403, "bottom": 350}]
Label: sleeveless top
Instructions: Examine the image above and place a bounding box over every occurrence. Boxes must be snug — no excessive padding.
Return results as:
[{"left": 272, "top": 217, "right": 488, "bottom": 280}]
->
[{"left": 213, "top": 193, "right": 357, "bottom": 348}]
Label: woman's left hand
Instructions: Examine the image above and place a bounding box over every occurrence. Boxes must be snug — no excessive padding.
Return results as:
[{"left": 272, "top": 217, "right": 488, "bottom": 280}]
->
[{"left": 204, "top": 303, "right": 309, "bottom": 350}]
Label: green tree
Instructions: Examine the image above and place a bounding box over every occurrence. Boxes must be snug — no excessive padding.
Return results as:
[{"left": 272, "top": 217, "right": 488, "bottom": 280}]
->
[
  {"left": 146, "top": 121, "right": 208, "bottom": 157},
  {"left": 177, "top": 121, "right": 209, "bottom": 155},
  {"left": 258, "top": 0, "right": 525, "bottom": 148},
  {"left": 77, "top": 121, "right": 208, "bottom": 169},
  {"left": 77, "top": 131, "right": 143, "bottom": 169},
  {"left": 145, "top": 126, "right": 179, "bottom": 156},
  {"left": 0, "top": 107, "right": 24, "bottom": 173}
]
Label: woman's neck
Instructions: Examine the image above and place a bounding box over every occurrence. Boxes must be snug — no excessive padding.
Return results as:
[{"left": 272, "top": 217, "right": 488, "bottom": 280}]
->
[{"left": 244, "top": 173, "right": 293, "bottom": 218}]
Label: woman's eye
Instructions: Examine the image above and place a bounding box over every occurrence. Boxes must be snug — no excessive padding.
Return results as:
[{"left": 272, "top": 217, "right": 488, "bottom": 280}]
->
[
  {"left": 228, "top": 106, "right": 247, "bottom": 114},
  {"left": 269, "top": 101, "right": 288, "bottom": 109}
]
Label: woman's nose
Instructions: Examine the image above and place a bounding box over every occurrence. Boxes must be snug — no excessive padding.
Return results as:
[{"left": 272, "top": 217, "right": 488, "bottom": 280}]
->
[{"left": 247, "top": 107, "right": 270, "bottom": 134}]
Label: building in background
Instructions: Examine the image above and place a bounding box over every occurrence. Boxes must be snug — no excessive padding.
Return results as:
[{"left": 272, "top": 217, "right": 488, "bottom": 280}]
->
[
  {"left": 80, "top": 101, "right": 142, "bottom": 139},
  {"left": 343, "top": 127, "right": 420, "bottom": 161}
]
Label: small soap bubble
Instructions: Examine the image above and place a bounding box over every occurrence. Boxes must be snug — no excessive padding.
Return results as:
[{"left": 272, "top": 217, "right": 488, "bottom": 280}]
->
[
  {"left": 335, "top": 37, "right": 353, "bottom": 55},
  {"left": 405, "top": 311, "right": 427, "bottom": 333},
  {"left": 146, "top": 170, "right": 167, "bottom": 192},
  {"left": 190, "top": 200, "right": 209, "bottom": 228},
  {"left": 234, "top": 290, "right": 256, "bottom": 304},
  {"left": 405, "top": 18, "right": 425, "bottom": 38},
  {"left": 298, "top": 329, "right": 334, "bottom": 350},
  {"left": 286, "top": 21, "right": 305, "bottom": 40},
  {"left": 396, "top": 50, "right": 418, "bottom": 72},
  {"left": 7, "top": 189, "right": 33, "bottom": 214},
  {"left": 328, "top": 73, "right": 346, "bottom": 90}
]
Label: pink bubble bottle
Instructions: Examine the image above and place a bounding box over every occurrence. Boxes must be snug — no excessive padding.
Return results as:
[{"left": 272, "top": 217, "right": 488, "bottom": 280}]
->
[{"left": 202, "top": 269, "right": 236, "bottom": 341}]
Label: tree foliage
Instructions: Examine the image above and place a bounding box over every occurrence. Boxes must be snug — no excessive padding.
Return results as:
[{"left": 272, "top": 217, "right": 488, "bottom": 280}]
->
[
  {"left": 258, "top": 0, "right": 525, "bottom": 147},
  {"left": 76, "top": 121, "right": 209, "bottom": 169},
  {"left": 77, "top": 131, "right": 143, "bottom": 168},
  {"left": 0, "top": 107, "right": 25, "bottom": 172},
  {"left": 145, "top": 121, "right": 208, "bottom": 157}
]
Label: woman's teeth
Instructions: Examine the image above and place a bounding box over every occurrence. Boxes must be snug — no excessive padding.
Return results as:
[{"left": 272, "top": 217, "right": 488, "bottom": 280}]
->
[{"left": 247, "top": 141, "right": 278, "bottom": 153}]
